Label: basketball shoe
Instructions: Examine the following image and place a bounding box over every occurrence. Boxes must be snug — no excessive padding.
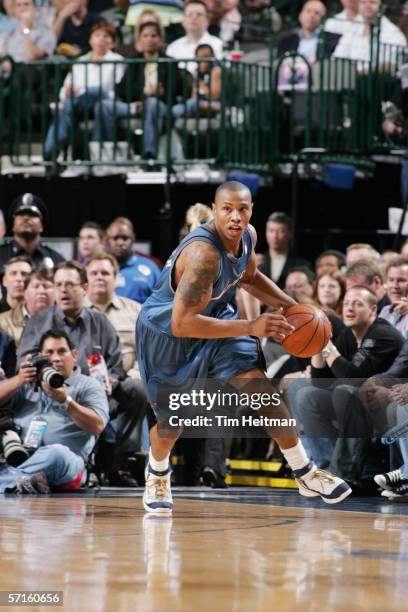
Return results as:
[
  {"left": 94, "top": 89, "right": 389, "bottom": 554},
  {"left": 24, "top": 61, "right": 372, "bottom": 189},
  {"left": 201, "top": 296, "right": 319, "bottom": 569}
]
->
[
  {"left": 293, "top": 462, "right": 352, "bottom": 504},
  {"left": 143, "top": 464, "right": 173, "bottom": 515},
  {"left": 380, "top": 481, "right": 408, "bottom": 500},
  {"left": 374, "top": 468, "right": 407, "bottom": 491}
]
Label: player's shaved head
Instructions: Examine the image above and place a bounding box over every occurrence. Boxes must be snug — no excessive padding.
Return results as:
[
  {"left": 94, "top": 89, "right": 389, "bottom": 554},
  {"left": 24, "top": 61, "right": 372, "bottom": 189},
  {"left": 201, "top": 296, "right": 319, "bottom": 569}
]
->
[{"left": 214, "top": 181, "right": 252, "bottom": 203}]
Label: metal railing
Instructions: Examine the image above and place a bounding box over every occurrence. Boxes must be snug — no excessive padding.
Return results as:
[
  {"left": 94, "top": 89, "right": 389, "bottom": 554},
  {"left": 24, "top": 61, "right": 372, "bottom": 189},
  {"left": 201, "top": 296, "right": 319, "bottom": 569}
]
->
[
  {"left": 1, "top": 36, "right": 407, "bottom": 174},
  {"left": 4, "top": 57, "right": 277, "bottom": 173}
]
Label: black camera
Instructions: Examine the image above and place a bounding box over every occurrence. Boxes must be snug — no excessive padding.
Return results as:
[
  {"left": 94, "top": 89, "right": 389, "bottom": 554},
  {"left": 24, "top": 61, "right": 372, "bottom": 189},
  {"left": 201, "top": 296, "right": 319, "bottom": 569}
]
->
[
  {"left": 0, "top": 411, "right": 29, "bottom": 467},
  {"left": 31, "top": 355, "right": 65, "bottom": 389}
]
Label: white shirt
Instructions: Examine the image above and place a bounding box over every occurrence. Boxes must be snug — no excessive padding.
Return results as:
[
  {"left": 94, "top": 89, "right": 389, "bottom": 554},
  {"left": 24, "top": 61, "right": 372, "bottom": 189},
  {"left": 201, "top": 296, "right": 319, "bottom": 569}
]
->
[
  {"left": 60, "top": 50, "right": 126, "bottom": 102},
  {"left": 270, "top": 254, "right": 286, "bottom": 283},
  {"left": 166, "top": 31, "right": 223, "bottom": 73},
  {"left": 325, "top": 9, "right": 360, "bottom": 36},
  {"left": 333, "top": 15, "right": 406, "bottom": 64}
]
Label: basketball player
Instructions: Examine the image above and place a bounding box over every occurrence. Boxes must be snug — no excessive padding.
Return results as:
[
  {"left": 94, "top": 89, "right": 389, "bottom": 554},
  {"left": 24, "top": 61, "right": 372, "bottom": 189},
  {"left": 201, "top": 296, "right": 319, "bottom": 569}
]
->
[{"left": 137, "top": 181, "right": 351, "bottom": 514}]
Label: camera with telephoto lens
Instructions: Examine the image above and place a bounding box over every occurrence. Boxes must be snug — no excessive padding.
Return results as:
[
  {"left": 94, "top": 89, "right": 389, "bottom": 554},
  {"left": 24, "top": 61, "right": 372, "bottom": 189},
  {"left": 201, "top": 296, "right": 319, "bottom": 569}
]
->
[
  {"left": 30, "top": 355, "right": 65, "bottom": 389},
  {"left": 0, "top": 411, "right": 29, "bottom": 467}
]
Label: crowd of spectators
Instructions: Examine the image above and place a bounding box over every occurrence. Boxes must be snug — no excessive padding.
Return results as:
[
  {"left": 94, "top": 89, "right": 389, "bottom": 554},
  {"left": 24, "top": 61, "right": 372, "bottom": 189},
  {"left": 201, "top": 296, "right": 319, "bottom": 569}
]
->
[
  {"left": 3, "top": 0, "right": 408, "bottom": 498},
  {"left": 256, "top": 209, "right": 408, "bottom": 498},
  {"left": 2, "top": 0, "right": 408, "bottom": 65},
  {"left": 0, "top": 193, "right": 162, "bottom": 493},
  {"left": 0, "top": 191, "right": 408, "bottom": 499},
  {"left": 2, "top": 1, "right": 408, "bottom": 164}
]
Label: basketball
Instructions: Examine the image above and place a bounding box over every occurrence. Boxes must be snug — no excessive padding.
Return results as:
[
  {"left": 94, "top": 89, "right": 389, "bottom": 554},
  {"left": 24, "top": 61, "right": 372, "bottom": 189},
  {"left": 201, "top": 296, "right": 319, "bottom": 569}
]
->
[{"left": 282, "top": 304, "right": 332, "bottom": 358}]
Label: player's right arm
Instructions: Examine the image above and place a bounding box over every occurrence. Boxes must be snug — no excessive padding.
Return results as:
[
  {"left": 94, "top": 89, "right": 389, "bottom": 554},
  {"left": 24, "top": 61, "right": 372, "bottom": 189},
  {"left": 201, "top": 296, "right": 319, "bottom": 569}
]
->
[{"left": 171, "top": 242, "right": 294, "bottom": 340}]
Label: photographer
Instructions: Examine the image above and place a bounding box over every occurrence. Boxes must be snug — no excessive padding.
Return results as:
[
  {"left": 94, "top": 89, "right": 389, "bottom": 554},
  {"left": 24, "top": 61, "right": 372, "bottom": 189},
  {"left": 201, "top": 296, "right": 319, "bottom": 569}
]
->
[
  {"left": 0, "top": 329, "right": 109, "bottom": 494},
  {"left": 19, "top": 260, "right": 147, "bottom": 486}
]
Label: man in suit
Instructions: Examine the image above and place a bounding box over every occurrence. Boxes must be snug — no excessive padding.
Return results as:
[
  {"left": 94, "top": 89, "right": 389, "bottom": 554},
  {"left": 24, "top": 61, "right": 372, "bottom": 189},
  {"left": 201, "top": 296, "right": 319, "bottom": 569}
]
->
[
  {"left": 258, "top": 212, "right": 311, "bottom": 289},
  {"left": 277, "top": 0, "right": 341, "bottom": 61}
]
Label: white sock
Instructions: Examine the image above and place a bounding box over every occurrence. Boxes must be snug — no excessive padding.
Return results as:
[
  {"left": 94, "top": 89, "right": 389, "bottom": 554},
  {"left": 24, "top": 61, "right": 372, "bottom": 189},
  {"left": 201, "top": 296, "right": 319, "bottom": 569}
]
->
[
  {"left": 281, "top": 441, "right": 311, "bottom": 472},
  {"left": 149, "top": 449, "right": 170, "bottom": 473}
]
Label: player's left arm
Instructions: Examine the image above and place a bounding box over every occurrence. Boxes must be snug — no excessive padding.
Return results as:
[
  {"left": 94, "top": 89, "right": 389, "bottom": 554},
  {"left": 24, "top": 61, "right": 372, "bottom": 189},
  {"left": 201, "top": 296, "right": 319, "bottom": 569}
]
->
[{"left": 239, "top": 225, "right": 296, "bottom": 310}]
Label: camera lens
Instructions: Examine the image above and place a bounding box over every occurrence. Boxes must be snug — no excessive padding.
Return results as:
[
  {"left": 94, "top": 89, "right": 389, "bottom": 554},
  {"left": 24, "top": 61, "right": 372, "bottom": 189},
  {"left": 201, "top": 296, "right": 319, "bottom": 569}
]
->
[
  {"left": 2, "top": 430, "right": 29, "bottom": 467},
  {"left": 41, "top": 367, "right": 64, "bottom": 389}
]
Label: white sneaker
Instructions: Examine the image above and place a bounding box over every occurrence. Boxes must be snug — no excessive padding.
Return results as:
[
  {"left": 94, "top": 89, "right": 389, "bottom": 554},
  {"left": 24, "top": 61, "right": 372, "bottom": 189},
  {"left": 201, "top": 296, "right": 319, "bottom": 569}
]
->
[
  {"left": 374, "top": 468, "right": 406, "bottom": 491},
  {"left": 294, "top": 462, "right": 352, "bottom": 504},
  {"left": 143, "top": 465, "right": 173, "bottom": 515},
  {"left": 381, "top": 482, "right": 408, "bottom": 500}
]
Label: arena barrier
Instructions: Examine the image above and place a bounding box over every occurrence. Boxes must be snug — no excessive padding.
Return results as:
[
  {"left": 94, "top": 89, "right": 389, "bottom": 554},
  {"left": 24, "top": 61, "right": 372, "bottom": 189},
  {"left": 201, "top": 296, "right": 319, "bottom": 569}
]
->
[{"left": 1, "top": 31, "right": 407, "bottom": 174}]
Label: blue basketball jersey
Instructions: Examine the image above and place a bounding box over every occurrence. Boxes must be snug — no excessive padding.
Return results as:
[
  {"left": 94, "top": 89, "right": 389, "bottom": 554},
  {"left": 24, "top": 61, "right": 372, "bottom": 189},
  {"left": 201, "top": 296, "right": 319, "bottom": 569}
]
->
[{"left": 140, "top": 222, "right": 254, "bottom": 335}]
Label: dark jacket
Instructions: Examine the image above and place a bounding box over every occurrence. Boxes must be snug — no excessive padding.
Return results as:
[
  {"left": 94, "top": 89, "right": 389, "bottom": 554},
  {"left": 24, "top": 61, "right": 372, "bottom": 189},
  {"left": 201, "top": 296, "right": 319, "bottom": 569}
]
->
[
  {"left": 277, "top": 30, "right": 341, "bottom": 59},
  {"left": 260, "top": 252, "right": 312, "bottom": 289},
  {"left": 115, "top": 51, "right": 190, "bottom": 104},
  {"left": 312, "top": 317, "right": 404, "bottom": 381},
  {"left": 0, "top": 238, "right": 65, "bottom": 276}
]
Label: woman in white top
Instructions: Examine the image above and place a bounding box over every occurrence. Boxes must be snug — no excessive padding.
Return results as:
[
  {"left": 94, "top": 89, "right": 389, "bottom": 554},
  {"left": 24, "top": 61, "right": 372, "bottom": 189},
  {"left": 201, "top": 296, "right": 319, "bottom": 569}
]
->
[{"left": 44, "top": 21, "right": 125, "bottom": 159}]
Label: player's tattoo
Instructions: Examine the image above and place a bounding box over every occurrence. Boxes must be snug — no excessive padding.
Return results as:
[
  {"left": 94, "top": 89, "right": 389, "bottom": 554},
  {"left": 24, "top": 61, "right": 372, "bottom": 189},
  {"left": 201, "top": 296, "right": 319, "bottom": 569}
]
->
[{"left": 178, "top": 247, "right": 219, "bottom": 307}]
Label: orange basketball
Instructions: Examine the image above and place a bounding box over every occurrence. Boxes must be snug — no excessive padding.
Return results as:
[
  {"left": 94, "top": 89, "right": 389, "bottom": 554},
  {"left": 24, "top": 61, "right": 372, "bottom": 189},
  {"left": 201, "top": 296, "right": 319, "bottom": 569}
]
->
[{"left": 281, "top": 304, "right": 332, "bottom": 358}]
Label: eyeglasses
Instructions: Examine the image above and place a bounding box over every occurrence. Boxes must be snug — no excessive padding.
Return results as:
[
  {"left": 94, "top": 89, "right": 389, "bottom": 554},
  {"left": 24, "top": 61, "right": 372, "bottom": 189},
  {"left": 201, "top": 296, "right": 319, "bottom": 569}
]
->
[
  {"left": 55, "top": 282, "right": 82, "bottom": 290},
  {"left": 108, "top": 235, "right": 132, "bottom": 241}
]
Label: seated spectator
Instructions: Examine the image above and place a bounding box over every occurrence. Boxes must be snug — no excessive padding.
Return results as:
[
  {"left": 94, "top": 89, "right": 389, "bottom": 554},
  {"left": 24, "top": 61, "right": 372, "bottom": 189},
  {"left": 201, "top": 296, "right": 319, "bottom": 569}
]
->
[
  {"left": 284, "top": 266, "right": 315, "bottom": 299},
  {"left": 325, "top": 0, "right": 359, "bottom": 36},
  {"left": 0, "top": 0, "right": 16, "bottom": 37},
  {"left": 85, "top": 253, "right": 142, "bottom": 379},
  {"left": 77, "top": 221, "right": 105, "bottom": 266},
  {"left": 85, "top": 253, "right": 147, "bottom": 476},
  {"left": 291, "top": 286, "right": 404, "bottom": 471},
  {"left": 53, "top": 0, "right": 103, "bottom": 57},
  {"left": 314, "top": 269, "right": 346, "bottom": 316},
  {"left": 346, "top": 242, "right": 380, "bottom": 266},
  {"left": 378, "top": 255, "right": 408, "bottom": 338},
  {"left": 117, "top": 9, "right": 165, "bottom": 57},
  {"left": 257, "top": 212, "right": 312, "bottom": 289},
  {"left": 0, "top": 268, "right": 56, "bottom": 349},
  {"left": 166, "top": 0, "right": 223, "bottom": 73},
  {"left": 105, "top": 217, "right": 161, "bottom": 303},
  {"left": 172, "top": 44, "right": 221, "bottom": 119},
  {"left": 277, "top": 0, "right": 341, "bottom": 88},
  {"left": 93, "top": 21, "right": 188, "bottom": 159},
  {"left": 333, "top": 0, "right": 406, "bottom": 64},
  {"left": 18, "top": 260, "right": 146, "bottom": 486},
  {"left": 124, "top": 2, "right": 184, "bottom": 45},
  {"left": 0, "top": 194, "right": 65, "bottom": 274},
  {"left": 0, "top": 0, "right": 56, "bottom": 63},
  {"left": 44, "top": 22, "right": 124, "bottom": 160},
  {"left": 0, "top": 329, "right": 109, "bottom": 494},
  {"left": 204, "top": 0, "right": 241, "bottom": 45},
  {"left": 345, "top": 258, "right": 390, "bottom": 311},
  {"left": 315, "top": 249, "right": 346, "bottom": 277},
  {"left": 0, "top": 256, "right": 33, "bottom": 314}
]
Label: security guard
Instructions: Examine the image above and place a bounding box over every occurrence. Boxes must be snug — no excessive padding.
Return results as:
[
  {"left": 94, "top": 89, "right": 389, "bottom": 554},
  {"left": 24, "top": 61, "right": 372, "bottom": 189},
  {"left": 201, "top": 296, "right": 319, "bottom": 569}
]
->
[{"left": 0, "top": 193, "right": 65, "bottom": 274}]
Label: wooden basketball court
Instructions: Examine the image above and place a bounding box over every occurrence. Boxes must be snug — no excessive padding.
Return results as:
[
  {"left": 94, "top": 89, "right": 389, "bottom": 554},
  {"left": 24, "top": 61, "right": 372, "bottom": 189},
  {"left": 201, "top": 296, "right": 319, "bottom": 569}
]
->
[{"left": 0, "top": 488, "right": 407, "bottom": 611}]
